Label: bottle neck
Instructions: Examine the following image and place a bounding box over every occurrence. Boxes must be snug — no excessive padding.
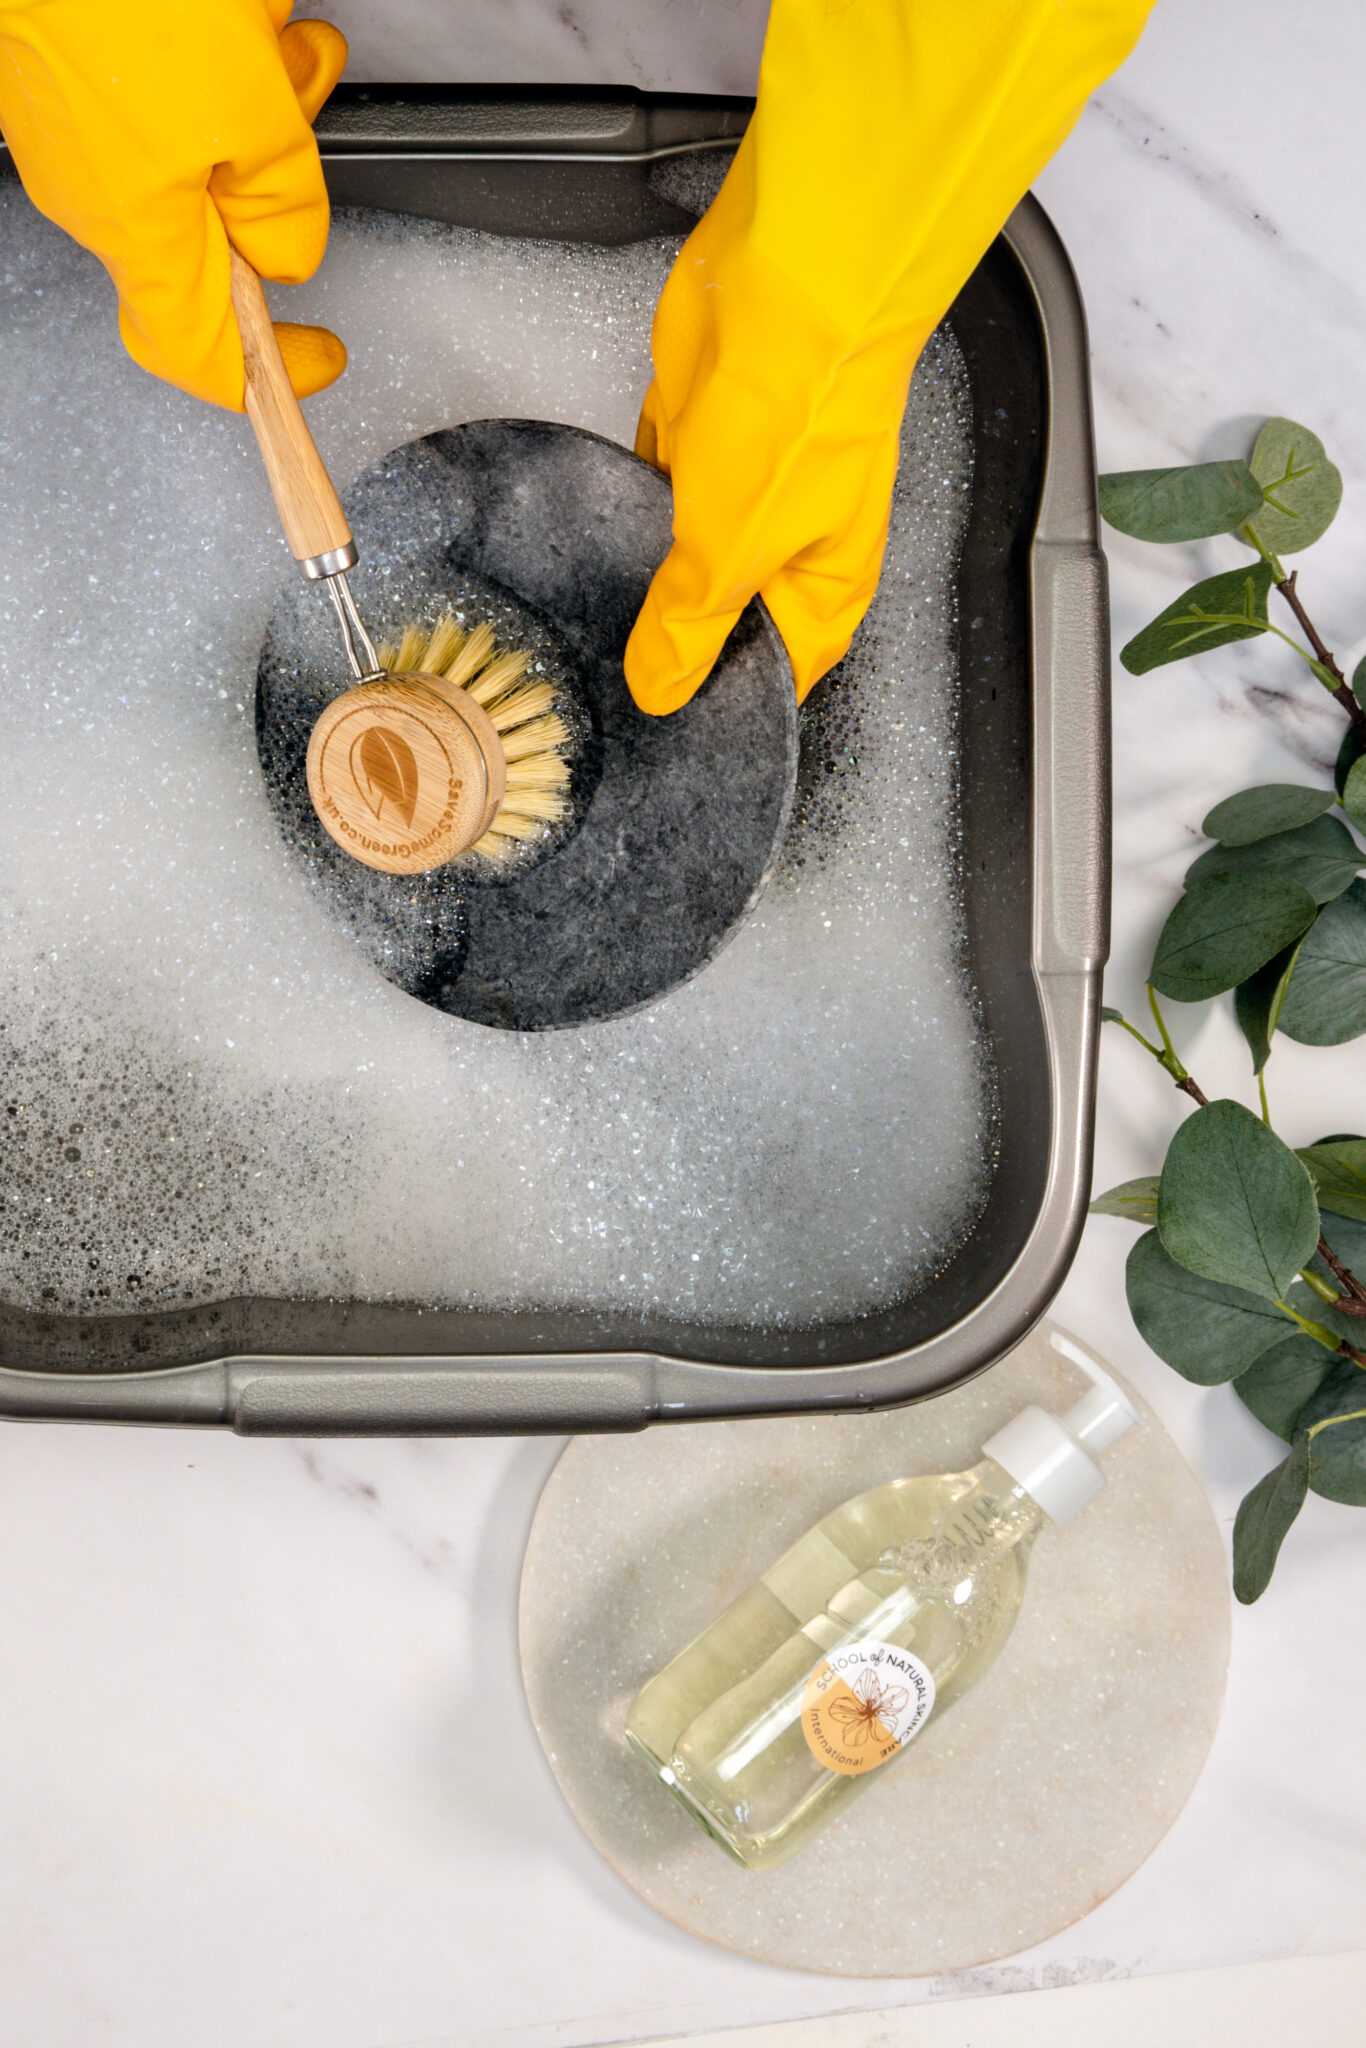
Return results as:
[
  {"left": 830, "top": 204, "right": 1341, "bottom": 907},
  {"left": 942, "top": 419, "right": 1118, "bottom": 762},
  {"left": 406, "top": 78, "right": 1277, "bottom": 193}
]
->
[{"left": 959, "top": 1456, "right": 1050, "bottom": 1548}]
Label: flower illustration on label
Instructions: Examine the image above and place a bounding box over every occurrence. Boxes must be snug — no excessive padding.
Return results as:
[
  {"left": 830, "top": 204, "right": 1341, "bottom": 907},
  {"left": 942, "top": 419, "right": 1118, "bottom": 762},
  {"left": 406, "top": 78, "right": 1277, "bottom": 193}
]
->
[
  {"left": 801, "top": 1640, "right": 936, "bottom": 1777},
  {"left": 827, "top": 1667, "right": 909, "bottom": 1747}
]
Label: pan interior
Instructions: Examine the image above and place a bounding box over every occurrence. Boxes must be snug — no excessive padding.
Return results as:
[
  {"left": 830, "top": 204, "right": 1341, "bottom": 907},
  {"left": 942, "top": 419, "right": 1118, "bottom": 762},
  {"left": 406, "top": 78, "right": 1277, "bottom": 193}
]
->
[{"left": 0, "top": 167, "right": 1009, "bottom": 1364}]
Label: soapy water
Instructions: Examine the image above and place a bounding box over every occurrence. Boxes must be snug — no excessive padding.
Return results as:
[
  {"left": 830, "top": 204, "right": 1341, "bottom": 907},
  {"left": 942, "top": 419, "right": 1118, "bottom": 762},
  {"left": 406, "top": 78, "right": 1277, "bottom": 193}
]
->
[{"left": 0, "top": 169, "right": 991, "bottom": 1331}]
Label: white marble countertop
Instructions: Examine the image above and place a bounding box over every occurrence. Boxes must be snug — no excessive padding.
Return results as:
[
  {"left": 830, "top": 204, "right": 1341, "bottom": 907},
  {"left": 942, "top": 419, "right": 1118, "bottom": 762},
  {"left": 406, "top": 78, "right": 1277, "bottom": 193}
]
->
[
  {"left": 3, "top": 2, "right": 1365, "bottom": 2042},
  {"left": 306, "top": 0, "right": 772, "bottom": 93}
]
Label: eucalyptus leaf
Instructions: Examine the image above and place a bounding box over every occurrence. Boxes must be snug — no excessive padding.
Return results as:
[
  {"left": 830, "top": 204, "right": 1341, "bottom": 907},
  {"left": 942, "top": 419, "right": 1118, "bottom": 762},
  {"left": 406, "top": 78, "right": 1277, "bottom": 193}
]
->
[
  {"left": 1202, "top": 783, "right": 1336, "bottom": 846},
  {"left": 1150, "top": 871, "right": 1317, "bottom": 1001},
  {"left": 1089, "top": 1176, "right": 1160, "bottom": 1223},
  {"left": 1301, "top": 1366, "right": 1366, "bottom": 1504},
  {"left": 1125, "top": 1229, "right": 1294, "bottom": 1382},
  {"left": 1343, "top": 756, "right": 1366, "bottom": 836},
  {"left": 1186, "top": 816, "right": 1362, "bottom": 906},
  {"left": 1245, "top": 417, "right": 1343, "bottom": 556},
  {"left": 1278, "top": 879, "right": 1366, "bottom": 1044},
  {"left": 1297, "top": 1135, "right": 1366, "bottom": 1222},
  {"left": 1157, "top": 1098, "right": 1319, "bottom": 1299},
  {"left": 1235, "top": 1336, "right": 1339, "bottom": 1442},
  {"left": 1119, "top": 562, "right": 1274, "bottom": 676},
  {"left": 1234, "top": 939, "right": 1301, "bottom": 1074},
  {"left": 1098, "top": 460, "right": 1264, "bottom": 543},
  {"left": 1232, "top": 1437, "right": 1310, "bottom": 1603},
  {"left": 1334, "top": 716, "right": 1364, "bottom": 800}
]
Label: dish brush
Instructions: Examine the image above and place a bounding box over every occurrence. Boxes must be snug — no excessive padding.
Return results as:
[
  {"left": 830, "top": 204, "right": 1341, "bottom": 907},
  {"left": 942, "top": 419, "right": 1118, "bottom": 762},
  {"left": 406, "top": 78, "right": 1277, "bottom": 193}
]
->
[
  {"left": 230, "top": 249, "right": 572, "bottom": 876},
  {"left": 373, "top": 616, "right": 571, "bottom": 857}
]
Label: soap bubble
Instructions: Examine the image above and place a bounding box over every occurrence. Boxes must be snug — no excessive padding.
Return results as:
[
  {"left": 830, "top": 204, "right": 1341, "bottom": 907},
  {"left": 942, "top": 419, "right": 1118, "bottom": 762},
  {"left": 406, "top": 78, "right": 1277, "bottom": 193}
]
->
[{"left": 0, "top": 187, "right": 989, "bottom": 1331}]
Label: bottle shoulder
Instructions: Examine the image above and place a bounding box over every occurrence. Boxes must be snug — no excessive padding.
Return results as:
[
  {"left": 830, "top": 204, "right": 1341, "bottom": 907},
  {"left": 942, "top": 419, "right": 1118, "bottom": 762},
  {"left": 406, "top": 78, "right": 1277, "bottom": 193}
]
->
[
  {"left": 821, "top": 1466, "right": 977, "bottom": 1532},
  {"left": 814, "top": 1460, "right": 1037, "bottom": 1559}
]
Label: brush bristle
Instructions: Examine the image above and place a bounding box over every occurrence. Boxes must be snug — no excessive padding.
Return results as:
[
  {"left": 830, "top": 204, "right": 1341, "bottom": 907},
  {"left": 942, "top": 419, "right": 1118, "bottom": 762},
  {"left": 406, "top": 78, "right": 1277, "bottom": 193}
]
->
[
  {"left": 465, "top": 649, "right": 529, "bottom": 709},
  {"left": 379, "top": 613, "right": 573, "bottom": 854},
  {"left": 471, "top": 797, "right": 565, "bottom": 856},
  {"left": 483, "top": 679, "right": 556, "bottom": 731},
  {"left": 505, "top": 755, "right": 570, "bottom": 792},
  {"left": 394, "top": 624, "right": 429, "bottom": 674},
  {"left": 421, "top": 613, "right": 466, "bottom": 675},
  {"left": 500, "top": 711, "right": 570, "bottom": 763},
  {"left": 440, "top": 620, "right": 497, "bottom": 692}
]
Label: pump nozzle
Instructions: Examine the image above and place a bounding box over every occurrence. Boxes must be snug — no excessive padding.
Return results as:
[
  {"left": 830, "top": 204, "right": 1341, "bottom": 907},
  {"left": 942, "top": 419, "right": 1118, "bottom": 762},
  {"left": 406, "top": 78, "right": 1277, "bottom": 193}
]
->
[
  {"left": 1052, "top": 1329, "right": 1140, "bottom": 1454},
  {"left": 980, "top": 1328, "right": 1141, "bottom": 1526}
]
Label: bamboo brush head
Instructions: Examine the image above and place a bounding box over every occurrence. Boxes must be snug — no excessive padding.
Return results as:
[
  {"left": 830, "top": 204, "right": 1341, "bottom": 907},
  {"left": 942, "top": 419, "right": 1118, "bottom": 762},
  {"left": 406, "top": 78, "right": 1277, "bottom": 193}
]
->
[{"left": 305, "top": 613, "right": 572, "bottom": 875}]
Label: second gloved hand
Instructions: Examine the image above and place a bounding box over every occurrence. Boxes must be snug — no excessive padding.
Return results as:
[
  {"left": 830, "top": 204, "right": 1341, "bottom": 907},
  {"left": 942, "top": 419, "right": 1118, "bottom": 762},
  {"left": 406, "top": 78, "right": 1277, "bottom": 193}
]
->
[
  {"left": 0, "top": 0, "right": 348, "bottom": 408},
  {"left": 627, "top": 0, "right": 1156, "bottom": 715}
]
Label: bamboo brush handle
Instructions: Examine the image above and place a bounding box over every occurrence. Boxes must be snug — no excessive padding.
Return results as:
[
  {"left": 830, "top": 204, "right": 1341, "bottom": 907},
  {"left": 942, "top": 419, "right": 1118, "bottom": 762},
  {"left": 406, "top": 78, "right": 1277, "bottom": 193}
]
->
[{"left": 229, "top": 248, "right": 354, "bottom": 574}]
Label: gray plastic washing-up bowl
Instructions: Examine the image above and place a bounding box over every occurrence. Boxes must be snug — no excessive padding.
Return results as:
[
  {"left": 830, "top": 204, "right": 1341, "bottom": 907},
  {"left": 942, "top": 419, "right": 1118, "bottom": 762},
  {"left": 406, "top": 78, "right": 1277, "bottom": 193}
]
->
[{"left": 0, "top": 91, "right": 1110, "bottom": 1433}]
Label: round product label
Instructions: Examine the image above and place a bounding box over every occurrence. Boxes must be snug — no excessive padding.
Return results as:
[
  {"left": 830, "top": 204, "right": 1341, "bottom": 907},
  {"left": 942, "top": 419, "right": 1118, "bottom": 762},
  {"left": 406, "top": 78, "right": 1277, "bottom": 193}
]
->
[{"left": 801, "top": 1639, "right": 936, "bottom": 1777}]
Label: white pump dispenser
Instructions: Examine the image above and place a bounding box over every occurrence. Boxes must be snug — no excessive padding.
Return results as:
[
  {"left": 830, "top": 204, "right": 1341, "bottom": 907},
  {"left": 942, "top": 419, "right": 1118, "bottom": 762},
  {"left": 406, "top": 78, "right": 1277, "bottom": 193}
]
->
[{"left": 982, "top": 1330, "right": 1140, "bottom": 1524}]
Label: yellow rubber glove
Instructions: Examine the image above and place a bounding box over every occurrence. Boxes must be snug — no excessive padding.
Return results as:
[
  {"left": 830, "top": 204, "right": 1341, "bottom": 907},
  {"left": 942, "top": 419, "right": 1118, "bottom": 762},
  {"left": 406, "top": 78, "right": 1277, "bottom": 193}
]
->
[
  {"left": 628, "top": 0, "right": 1158, "bottom": 714},
  {"left": 0, "top": 1, "right": 347, "bottom": 409}
]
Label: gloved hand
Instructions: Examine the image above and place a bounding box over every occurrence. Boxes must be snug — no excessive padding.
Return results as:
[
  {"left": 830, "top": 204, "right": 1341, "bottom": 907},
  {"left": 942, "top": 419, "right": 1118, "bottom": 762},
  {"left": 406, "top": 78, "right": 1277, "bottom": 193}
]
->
[
  {"left": 627, "top": 0, "right": 1158, "bottom": 714},
  {"left": 0, "top": 0, "right": 347, "bottom": 409}
]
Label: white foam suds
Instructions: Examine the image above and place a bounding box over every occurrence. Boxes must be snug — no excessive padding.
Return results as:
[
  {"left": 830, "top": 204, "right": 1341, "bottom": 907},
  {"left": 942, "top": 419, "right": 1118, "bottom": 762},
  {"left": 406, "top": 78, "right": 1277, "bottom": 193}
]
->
[{"left": 0, "top": 181, "right": 990, "bottom": 1329}]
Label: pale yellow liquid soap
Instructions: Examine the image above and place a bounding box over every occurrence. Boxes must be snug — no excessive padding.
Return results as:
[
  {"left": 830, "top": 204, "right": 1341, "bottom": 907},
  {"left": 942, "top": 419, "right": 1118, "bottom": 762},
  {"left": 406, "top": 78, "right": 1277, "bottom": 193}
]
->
[{"left": 626, "top": 1337, "right": 1137, "bottom": 1869}]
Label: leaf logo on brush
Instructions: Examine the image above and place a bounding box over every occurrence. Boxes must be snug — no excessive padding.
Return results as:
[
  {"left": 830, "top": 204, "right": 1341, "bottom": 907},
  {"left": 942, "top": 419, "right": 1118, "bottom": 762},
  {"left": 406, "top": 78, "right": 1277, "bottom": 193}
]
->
[{"left": 352, "top": 726, "right": 419, "bottom": 827}]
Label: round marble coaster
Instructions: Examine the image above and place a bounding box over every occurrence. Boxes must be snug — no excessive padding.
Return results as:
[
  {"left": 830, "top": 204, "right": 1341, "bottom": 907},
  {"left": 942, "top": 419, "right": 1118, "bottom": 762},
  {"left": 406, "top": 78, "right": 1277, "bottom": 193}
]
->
[{"left": 518, "top": 1322, "right": 1229, "bottom": 1977}]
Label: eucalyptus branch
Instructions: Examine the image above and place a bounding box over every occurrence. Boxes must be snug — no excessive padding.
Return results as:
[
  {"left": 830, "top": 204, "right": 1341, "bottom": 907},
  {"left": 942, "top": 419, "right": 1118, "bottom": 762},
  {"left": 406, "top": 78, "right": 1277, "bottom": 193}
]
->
[
  {"left": 1274, "top": 570, "right": 1366, "bottom": 746},
  {"left": 1156, "top": 607, "right": 1326, "bottom": 677},
  {"left": 1274, "top": 1299, "right": 1364, "bottom": 1364},
  {"left": 1144, "top": 983, "right": 1192, "bottom": 1088},
  {"left": 1299, "top": 1316, "right": 1362, "bottom": 1370},
  {"left": 1234, "top": 524, "right": 1366, "bottom": 738},
  {"left": 1101, "top": 423, "right": 1366, "bottom": 1595},
  {"left": 1316, "top": 1235, "right": 1366, "bottom": 1310},
  {"left": 1103, "top": 999, "right": 1366, "bottom": 1354},
  {"left": 1186, "top": 608, "right": 1352, "bottom": 700}
]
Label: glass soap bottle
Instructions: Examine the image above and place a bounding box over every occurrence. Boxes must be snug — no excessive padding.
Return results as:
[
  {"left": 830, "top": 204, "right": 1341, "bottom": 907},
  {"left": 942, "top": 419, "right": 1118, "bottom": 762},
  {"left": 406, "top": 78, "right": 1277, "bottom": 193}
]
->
[{"left": 625, "top": 1336, "right": 1138, "bottom": 1870}]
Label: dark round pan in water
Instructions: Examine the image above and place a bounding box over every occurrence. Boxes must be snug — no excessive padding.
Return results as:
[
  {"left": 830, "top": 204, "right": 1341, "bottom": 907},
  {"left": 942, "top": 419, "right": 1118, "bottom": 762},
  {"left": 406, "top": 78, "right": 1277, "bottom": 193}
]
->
[{"left": 256, "top": 420, "right": 798, "bottom": 1031}]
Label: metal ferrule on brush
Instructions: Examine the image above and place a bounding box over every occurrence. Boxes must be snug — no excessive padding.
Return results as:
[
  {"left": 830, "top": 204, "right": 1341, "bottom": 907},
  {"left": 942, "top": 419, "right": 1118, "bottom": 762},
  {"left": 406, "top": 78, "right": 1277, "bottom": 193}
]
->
[{"left": 318, "top": 564, "right": 386, "bottom": 684}]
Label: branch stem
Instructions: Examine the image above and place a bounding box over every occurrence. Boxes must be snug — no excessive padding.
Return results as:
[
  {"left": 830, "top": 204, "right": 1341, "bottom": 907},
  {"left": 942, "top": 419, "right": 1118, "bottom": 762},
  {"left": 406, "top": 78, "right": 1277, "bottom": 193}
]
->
[
  {"left": 1099, "top": 1006, "right": 1366, "bottom": 1338},
  {"left": 1318, "top": 1234, "right": 1366, "bottom": 1307},
  {"left": 1275, "top": 570, "right": 1366, "bottom": 745},
  {"left": 1145, "top": 986, "right": 1193, "bottom": 1086},
  {"left": 1111, "top": 1014, "right": 1162, "bottom": 1058}
]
